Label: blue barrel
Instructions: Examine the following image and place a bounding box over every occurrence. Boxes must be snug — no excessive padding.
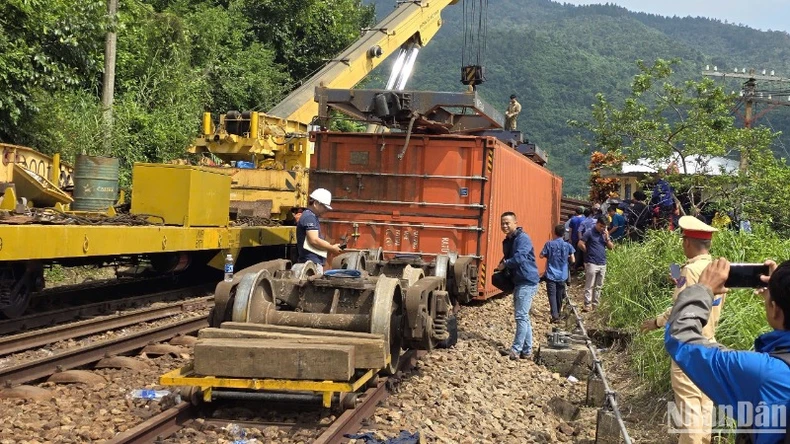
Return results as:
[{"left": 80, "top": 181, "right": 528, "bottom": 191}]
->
[{"left": 72, "top": 155, "right": 120, "bottom": 211}]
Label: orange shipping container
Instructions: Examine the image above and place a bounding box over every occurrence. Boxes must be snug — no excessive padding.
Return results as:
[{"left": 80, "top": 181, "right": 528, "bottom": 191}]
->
[{"left": 311, "top": 131, "right": 563, "bottom": 299}]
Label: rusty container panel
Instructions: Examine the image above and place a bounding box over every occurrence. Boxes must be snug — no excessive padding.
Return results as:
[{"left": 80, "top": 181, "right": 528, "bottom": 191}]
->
[
  {"left": 311, "top": 131, "right": 562, "bottom": 300},
  {"left": 481, "top": 141, "right": 563, "bottom": 297}
]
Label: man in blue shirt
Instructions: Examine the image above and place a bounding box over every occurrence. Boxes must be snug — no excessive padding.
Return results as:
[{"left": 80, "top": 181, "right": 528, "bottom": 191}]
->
[
  {"left": 540, "top": 224, "right": 576, "bottom": 323},
  {"left": 652, "top": 172, "right": 675, "bottom": 227},
  {"left": 607, "top": 205, "right": 627, "bottom": 241},
  {"left": 496, "top": 211, "right": 540, "bottom": 360},
  {"left": 295, "top": 188, "right": 343, "bottom": 275},
  {"left": 568, "top": 207, "right": 585, "bottom": 272},
  {"left": 665, "top": 258, "right": 790, "bottom": 443},
  {"left": 578, "top": 216, "right": 614, "bottom": 311}
]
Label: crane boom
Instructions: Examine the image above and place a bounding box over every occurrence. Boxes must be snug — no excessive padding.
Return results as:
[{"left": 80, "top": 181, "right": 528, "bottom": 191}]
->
[
  {"left": 269, "top": 0, "right": 459, "bottom": 124},
  {"left": 189, "top": 0, "right": 459, "bottom": 219}
]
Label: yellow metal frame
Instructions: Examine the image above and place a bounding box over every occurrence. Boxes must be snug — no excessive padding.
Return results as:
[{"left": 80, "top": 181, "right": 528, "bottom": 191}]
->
[
  {"left": 0, "top": 225, "right": 294, "bottom": 261},
  {"left": 160, "top": 364, "right": 377, "bottom": 408}
]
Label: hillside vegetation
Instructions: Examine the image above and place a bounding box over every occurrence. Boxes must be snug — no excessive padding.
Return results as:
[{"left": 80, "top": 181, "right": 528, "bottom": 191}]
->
[
  {"left": 2, "top": 0, "right": 789, "bottom": 194},
  {"left": 369, "top": 0, "right": 790, "bottom": 195}
]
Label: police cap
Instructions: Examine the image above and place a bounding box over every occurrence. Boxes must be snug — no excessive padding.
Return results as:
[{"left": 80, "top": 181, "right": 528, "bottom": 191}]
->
[{"left": 679, "top": 216, "right": 718, "bottom": 240}]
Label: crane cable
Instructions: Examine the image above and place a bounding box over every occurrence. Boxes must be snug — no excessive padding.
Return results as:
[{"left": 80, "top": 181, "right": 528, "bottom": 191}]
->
[{"left": 461, "top": 0, "right": 488, "bottom": 71}]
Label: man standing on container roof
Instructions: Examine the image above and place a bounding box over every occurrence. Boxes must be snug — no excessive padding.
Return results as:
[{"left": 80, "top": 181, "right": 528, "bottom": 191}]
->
[
  {"left": 504, "top": 94, "right": 521, "bottom": 131},
  {"left": 640, "top": 216, "right": 722, "bottom": 444},
  {"left": 496, "top": 211, "right": 540, "bottom": 360},
  {"left": 293, "top": 188, "right": 343, "bottom": 275}
]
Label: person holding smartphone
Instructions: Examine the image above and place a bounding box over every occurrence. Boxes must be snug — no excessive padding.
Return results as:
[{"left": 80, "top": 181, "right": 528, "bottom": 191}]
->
[
  {"left": 641, "top": 216, "right": 721, "bottom": 444},
  {"left": 665, "top": 258, "right": 790, "bottom": 443}
]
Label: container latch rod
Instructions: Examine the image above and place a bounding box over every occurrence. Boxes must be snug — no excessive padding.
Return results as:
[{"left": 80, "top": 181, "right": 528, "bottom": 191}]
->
[{"left": 397, "top": 116, "right": 417, "bottom": 160}]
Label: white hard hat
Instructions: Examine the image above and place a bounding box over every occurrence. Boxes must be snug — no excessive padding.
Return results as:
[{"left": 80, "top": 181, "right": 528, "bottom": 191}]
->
[{"left": 309, "top": 188, "right": 333, "bottom": 210}]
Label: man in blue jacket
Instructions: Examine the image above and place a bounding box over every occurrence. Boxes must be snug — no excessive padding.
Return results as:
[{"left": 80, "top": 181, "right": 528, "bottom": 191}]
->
[
  {"left": 665, "top": 258, "right": 790, "bottom": 443},
  {"left": 497, "top": 211, "right": 540, "bottom": 360}
]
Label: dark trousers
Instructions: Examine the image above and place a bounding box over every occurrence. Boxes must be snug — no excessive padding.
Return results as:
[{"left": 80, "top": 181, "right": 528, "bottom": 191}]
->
[{"left": 546, "top": 279, "right": 566, "bottom": 320}]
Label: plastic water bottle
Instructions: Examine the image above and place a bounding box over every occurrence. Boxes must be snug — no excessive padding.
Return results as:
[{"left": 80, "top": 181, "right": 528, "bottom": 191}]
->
[
  {"left": 128, "top": 389, "right": 170, "bottom": 400},
  {"left": 224, "top": 253, "right": 234, "bottom": 282}
]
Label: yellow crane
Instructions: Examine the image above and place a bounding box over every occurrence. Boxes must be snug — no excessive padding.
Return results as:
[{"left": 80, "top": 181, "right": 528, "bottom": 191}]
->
[{"left": 188, "top": 0, "right": 459, "bottom": 220}]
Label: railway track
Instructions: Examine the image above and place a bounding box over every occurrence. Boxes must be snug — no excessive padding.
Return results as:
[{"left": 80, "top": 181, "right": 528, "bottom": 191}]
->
[
  {"left": 108, "top": 351, "right": 426, "bottom": 444},
  {"left": 0, "top": 294, "right": 213, "bottom": 356},
  {"left": 0, "top": 299, "right": 211, "bottom": 386},
  {"left": 0, "top": 282, "right": 214, "bottom": 335}
]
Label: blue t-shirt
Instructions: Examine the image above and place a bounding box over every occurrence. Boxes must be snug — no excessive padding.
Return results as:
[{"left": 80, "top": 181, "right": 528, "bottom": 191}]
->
[
  {"left": 609, "top": 213, "right": 626, "bottom": 240},
  {"left": 541, "top": 238, "right": 575, "bottom": 282},
  {"left": 296, "top": 209, "right": 325, "bottom": 265},
  {"left": 582, "top": 228, "right": 608, "bottom": 265},
  {"left": 568, "top": 215, "right": 584, "bottom": 244},
  {"left": 578, "top": 216, "right": 596, "bottom": 241}
]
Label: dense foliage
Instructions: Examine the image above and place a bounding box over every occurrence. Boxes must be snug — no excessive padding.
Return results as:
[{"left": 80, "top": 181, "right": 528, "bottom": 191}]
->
[
  {"left": 0, "top": 0, "right": 374, "bottom": 186},
  {"left": 603, "top": 228, "right": 790, "bottom": 393},
  {"left": 367, "top": 0, "right": 790, "bottom": 195},
  {"left": 571, "top": 59, "right": 790, "bottom": 233},
  {"left": 3, "top": 0, "right": 790, "bottom": 193}
]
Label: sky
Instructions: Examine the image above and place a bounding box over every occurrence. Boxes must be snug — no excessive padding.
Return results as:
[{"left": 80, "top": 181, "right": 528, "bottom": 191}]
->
[{"left": 560, "top": 0, "right": 790, "bottom": 33}]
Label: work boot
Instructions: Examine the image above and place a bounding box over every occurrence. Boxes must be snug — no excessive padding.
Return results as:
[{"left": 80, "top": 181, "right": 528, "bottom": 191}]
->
[
  {"left": 583, "top": 305, "right": 591, "bottom": 313},
  {"left": 520, "top": 352, "right": 532, "bottom": 360}
]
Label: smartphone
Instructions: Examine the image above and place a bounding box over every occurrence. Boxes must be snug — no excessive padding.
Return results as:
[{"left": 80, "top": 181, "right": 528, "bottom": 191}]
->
[
  {"left": 725, "top": 263, "right": 769, "bottom": 288},
  {"left": 669, "top": 263, "right": 681, "bottom": 280}
]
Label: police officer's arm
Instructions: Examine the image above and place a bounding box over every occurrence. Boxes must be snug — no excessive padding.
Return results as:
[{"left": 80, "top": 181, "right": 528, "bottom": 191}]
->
[
  {"left": 305, "top": 230, "right": 342, "bottom": 254},
  {"left": 568, "top": 244, "right": 576, "bottom": 265},
  {"left": 664, "top": 260, "right": 785, "bottom": 417}
]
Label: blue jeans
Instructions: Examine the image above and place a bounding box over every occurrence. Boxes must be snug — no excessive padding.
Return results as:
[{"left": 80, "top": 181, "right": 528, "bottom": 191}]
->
[
  {"left": 545, "top": 279, "right": 566, "bottom": 320},
  {"left": 512, "top": 283, "right": 539, "bottom": 355}
]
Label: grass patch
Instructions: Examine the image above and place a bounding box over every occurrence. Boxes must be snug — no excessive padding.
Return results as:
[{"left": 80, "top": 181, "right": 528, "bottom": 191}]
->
[{"left": 601, "top": 226, "right": 790, "bottom": 392}]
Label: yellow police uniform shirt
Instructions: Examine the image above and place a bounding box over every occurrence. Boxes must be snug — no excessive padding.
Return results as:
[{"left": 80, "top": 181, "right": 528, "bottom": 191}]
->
[{"left": 655, "top": 254, "right": 724, "bottom": 341}]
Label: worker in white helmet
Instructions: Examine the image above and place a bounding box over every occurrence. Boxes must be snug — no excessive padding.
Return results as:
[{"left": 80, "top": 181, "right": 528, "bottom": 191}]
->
[{"left": 294, "top": 188, "right": 343, "bottom": 275}]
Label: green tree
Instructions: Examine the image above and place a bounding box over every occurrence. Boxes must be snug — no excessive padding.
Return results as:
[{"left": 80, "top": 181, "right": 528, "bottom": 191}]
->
[
  {"left": 571, "top": 59, "right": 786, "bottom": 230},
  {"left": 0, "top": 0, "right": 105, "bottom": 140}
]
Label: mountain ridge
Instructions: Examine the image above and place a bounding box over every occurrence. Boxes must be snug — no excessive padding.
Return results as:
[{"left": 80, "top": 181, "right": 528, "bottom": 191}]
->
[{"left": 366, "top": 0, "right": 790, "bottom": 195}]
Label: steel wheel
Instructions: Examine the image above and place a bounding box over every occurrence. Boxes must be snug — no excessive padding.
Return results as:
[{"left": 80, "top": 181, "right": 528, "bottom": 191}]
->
[{"left": 371, "top": 277, "right": 403, "bottom": 375}]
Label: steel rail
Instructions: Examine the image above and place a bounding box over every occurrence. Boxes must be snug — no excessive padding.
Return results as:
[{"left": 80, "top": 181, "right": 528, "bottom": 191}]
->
[
  {"left": 106, "top": 350, "right": 426, "bottom": 443},
  {"left": 0, "top": 295, "right": 213, "bottom": 356},
  {"left": 0, "top": 284, "right": 213, "bottom": 335},
  {"left": 564, "top": 296, "right": 633, "bottom": 444},
  {"left": 313, "top": 350, "right": 425, "bottom": 444},
  {"left": 109, "top": 402, "right": 196, "bottom": 444},
  {"left": 0, "top": 316, "right": 208, "bottom": 386}
]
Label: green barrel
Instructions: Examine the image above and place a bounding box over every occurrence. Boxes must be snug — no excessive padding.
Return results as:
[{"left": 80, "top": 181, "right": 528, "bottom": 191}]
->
[{"left": 72, "top": 155, "right": 120, "bottom": 211}]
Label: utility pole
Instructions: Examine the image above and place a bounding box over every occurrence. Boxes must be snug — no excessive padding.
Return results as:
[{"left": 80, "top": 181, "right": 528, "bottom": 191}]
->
[
  {"left": 702, "top": 67, "right": 790, "bottom": 171},
  {"left": 101, "top": 0, "right": 118, "bottom": 154}
]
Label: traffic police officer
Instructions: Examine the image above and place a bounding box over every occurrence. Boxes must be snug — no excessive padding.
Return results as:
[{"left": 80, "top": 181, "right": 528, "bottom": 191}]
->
[{"left": 640, "top": 216, "right": 722, "bottom": 444}]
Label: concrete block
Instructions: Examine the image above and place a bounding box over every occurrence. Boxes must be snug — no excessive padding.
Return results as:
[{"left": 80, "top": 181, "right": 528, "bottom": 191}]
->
[
  {"left": 549, "top": 396, "right": 580, "bottom": 421},
  {"left": 536, "top": 343, "right": 591, "bottom": 378},
  {"left": 595, "top": 408, "right": 624, "bottom": 444},
  {"left": 587, "top": 373, "right": 607, "bottom": 407},
  {"left": 194, "top": 338, "right": 354, "bottom": 381}
]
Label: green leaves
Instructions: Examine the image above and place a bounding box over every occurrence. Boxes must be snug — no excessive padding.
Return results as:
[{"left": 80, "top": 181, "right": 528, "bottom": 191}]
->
[
  {"left": 573, "top": 58, "right": 790, "bottom": 233},
  {"left": 1, "top": 0, "right": 374, "bottom": 184}
]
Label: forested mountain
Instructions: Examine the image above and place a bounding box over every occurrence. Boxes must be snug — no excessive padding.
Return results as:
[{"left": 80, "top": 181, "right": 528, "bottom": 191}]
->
[
  {"left": 369, "top": 0, "right": 790, "bottom": 195},
  {"left": 2, "top": 0, "right": 789, "bottom": 194}
]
